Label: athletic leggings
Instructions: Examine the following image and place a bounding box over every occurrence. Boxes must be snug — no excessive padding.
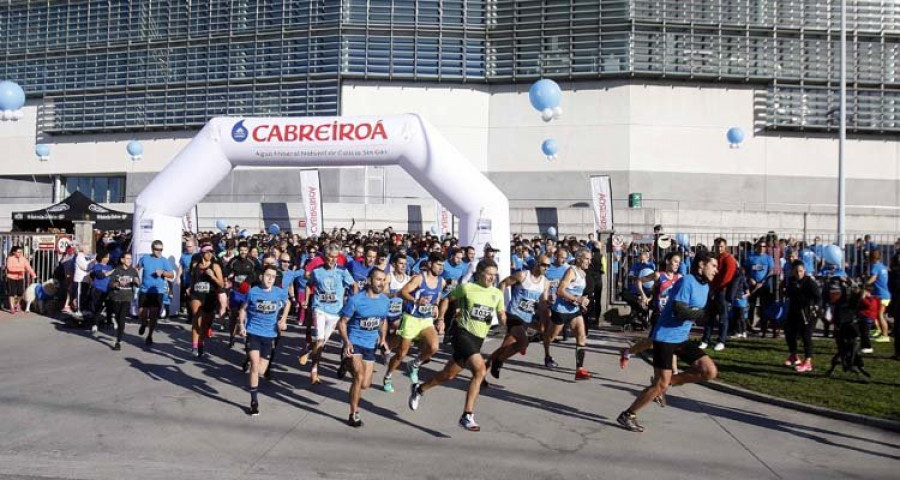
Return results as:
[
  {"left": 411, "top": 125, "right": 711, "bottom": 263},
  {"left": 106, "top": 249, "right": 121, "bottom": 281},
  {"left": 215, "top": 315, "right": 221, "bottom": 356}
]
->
[
  {"left": 784, "top": 313, "right": 814, "bottom": 359},
  {"left": 111, "top": 300, "right": 130, "bottom": 343}
]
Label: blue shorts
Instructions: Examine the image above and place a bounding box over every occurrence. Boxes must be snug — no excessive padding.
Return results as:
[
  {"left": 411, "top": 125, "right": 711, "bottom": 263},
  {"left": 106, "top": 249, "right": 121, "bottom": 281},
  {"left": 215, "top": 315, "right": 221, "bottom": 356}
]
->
[{"left": 352, "top": 343, "right": 376, "bottom": 362}]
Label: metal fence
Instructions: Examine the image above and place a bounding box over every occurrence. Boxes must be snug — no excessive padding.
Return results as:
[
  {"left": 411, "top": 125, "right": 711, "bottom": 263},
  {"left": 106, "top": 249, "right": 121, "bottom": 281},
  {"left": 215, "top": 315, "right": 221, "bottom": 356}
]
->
[{"left": 609, "top": 231, "right": 900, "bottom": 305}]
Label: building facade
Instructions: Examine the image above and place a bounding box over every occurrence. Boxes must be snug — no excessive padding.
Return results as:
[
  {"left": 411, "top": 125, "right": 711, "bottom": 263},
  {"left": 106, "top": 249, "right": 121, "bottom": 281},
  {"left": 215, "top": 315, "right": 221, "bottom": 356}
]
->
[{"left": 2, "top": 1, "right": 899, "bottom": 234}]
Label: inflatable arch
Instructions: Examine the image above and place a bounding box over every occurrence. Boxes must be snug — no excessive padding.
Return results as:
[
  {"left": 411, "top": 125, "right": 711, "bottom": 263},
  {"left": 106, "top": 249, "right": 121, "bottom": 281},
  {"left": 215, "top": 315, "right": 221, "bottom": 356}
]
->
[{"left": 132, "top": 114, "right": 511, "bottom": 308}]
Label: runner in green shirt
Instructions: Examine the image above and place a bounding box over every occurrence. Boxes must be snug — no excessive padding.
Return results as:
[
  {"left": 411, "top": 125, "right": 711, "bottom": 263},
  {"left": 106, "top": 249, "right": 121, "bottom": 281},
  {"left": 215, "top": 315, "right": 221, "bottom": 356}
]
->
[{"left": 407, "top": 259, "right": 506, "bottom": 432}]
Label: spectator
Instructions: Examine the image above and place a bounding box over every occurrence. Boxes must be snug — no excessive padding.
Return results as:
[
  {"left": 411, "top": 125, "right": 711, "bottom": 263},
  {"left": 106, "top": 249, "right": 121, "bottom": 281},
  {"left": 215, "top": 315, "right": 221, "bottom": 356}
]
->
[
  {"left": 5, "top": 246, "right": 36, "bottom": 313},
  {"left": 701, "top": 238, "right": 737, "bottom": 351}
]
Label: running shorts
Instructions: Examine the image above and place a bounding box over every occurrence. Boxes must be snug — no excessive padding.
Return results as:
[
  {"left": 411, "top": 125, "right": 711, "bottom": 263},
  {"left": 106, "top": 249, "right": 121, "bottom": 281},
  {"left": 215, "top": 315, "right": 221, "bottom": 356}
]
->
[
  {"left": 550, "top": 310, "right": 580, "bottom": 326},
  {"left": 397, "top": 313, "right": 435, "bottom": 341},
  {"left": 246, "top": 333, "right": 275, "bottom": 358},
  {"left": 351, "top": 343, "right": 377, "bottom": 362},
  {"left": 313, "top": 309, "right": 340, "bottom": 341},
  {"left": 652, "top": 340, "right": 707, "bottom": 370},
  {"left": 139, "top": 292, "right": 163, "bottom": 309},
  {"left": 451, "top": 328, "right": 485, "bottom": 368}
]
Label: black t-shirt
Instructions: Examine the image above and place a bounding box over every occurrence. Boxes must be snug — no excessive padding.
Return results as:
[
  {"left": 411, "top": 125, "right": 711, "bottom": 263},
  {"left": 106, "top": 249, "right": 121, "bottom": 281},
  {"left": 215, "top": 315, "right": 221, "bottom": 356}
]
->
[{"left": 109, "top": 266, "right": 139, "bottom": 302}]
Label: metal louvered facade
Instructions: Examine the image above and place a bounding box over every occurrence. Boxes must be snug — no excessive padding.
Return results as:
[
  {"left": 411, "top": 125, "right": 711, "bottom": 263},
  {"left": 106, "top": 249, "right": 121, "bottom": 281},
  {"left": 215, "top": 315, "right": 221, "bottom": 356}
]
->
[{"left": 1, "top": 0, "right": 898, "bottom": 134}]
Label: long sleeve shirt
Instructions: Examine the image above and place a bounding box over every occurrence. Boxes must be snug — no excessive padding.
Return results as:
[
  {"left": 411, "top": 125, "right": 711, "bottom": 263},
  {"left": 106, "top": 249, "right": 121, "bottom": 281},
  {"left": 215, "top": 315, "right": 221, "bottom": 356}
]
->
[{"left": 710, "top": 252, "right": 737, "bottom": 293}]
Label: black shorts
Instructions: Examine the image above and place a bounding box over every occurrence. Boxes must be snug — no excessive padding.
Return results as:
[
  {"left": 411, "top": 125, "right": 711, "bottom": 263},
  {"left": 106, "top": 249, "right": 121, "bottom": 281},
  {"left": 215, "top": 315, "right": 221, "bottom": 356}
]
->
[
  {"left": 550, "top": 310, "right": 581, "bottom": 326},
  {"left": 246, "top": 333, "right": 275, "bottom": 358},
  {"left": 652, "top": 341, "right": 707, "bottom": 370},
  {"left": 506, "top": 314, "right": 531, "bottom": 331},
  {"left": 190, "top": 294, "right": 217, "bottom": 314},
  {"left": 6, "top": 278, "right": 25, "bottom": 297},
  {"left": 451, "top": 328, "right": 485, "bottom": 368},
  {"left": 139, "top": 292, "right": 164, "bottom": 309}
]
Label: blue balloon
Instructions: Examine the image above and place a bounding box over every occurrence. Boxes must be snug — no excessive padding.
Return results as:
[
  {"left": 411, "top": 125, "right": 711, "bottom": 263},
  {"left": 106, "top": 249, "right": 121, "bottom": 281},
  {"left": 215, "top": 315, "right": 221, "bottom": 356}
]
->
[
  {"left": 215, "top": 219, "right": 227, "bottom": 232},
  {"left": 0, "top": 80, "right": 25, "bottom": 111},
  {"left": 429, "top": 225, "right": 439, "bottom": 235},
  {"left": 529, "top": 79, "right": 562, "bottom": 112},
  {"left": 823, "top": 244, "right": 843, "bottom": 266},
  {"left": 268, "top": 223, "right": 280, "bottom": 235},
  {"left": 639, "top": 268, "right": 656, "bottom": 290},
  {"left": 541, "top": 139, "right": 558, "bottom": 156},
  {"left": 726, "top": 127, "right": 745, "bottom": 145},
  {"left": 547, "top": 226, "right": 557, "bottom": 237},
  {"left": 675, "top": 233, "right": 690, "bottom": 248},
  {"left": 240, "top": 229, "right": 250, "bottom": 238},
  {"left": 34, "top": 144, "right": 50, "bottom": 158},
  {"left": 126, "top": 140, "right": 143, "bottom": 156}
]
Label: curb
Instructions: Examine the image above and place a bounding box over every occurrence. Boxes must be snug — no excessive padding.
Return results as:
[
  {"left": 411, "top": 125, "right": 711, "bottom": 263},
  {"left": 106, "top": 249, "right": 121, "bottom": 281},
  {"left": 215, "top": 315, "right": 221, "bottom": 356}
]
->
[{"left": 699, "top": 379, "right": 900, "bottom": 433}]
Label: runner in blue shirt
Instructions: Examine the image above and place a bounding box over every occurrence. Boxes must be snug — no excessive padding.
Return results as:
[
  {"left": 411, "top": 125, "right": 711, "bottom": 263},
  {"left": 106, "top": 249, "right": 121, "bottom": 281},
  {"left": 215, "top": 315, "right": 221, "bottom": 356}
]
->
[
  {"left": 136, "top": 240, "right": 176, "bottom": 347},
  {"left": 866, "top": 250, "right": 892, "bottom": 342},
  {"left": 544, "top": 247, "right": 571, "bottom": 304},
  {"left": 179, "top": 240, "right": 197, "bottom": 317},
  {"left": 338, "top": 268, "right": 391, "bottom": 427},
  {"left": 618, "top": 251, "right": 720, "bottom": 433},
  {"left": 349, "top": 246, "right": 378, "bottom": 293},
  {"left": 238, "top": 265, "right": 289, "bottom": 416},
  {"left": 305, "top": 245, "right": 355, "bottom": 384}
]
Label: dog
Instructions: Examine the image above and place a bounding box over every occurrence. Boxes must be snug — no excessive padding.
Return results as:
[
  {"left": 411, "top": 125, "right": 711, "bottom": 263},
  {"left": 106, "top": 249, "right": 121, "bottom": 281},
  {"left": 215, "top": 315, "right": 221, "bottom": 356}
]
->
[
  {"left": 826, "top": 315, "right": 871, "bottom": 379},
  {"left": 23, "top": 279, "right": 60, "bottom": 315}
]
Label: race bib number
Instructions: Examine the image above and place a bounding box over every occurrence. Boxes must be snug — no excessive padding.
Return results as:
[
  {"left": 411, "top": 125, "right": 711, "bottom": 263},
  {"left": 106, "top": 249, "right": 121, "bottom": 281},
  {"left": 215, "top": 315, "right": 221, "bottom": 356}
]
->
[
  {"left": 359, "top": 317, "right": 381, "bottom": 330},
  {"left": 469, "top": 303, "right": 494, "bottom": 323},
  {"left": 356, "top": 279, "right": 367, "bottom": 290},
  {"left": 117, "top": 275, "right": 133, "bottom": 288},
  {"left": 752, "top": 265, "right": 764, "bottom": 271},
  {"left": 194, "top": 282, "right": 210, "bottom": 293},
  {"left": 389, "top": 301, "right": 403, "bottom": 315},
  {"left": 319, "top": 293, "right": 337, "bottom": 303},
  {"left": 549, "top": 280, "right": 561, "bottom": 289},
  {"left": 417, "top": 304, "right": 434, "bottom": 316},
  {"left": 516, "top": 299, "right": 536, "bottom": 314},
  {"left": 255, "top": 300, "right": 278, "bottom": 314}
]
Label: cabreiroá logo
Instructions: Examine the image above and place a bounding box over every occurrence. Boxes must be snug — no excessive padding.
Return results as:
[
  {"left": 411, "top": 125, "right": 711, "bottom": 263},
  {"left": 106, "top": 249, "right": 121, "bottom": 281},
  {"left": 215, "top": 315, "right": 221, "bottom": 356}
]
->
[{"left": 232, "top": 120, "right": 249, "bottom": 143}]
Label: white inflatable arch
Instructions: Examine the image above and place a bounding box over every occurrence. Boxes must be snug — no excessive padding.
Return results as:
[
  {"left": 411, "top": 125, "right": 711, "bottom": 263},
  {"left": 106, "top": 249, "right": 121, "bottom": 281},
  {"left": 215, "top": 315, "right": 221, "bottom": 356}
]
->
[{"left": 132, "top": 114, "right": 511, "bottom": 293}]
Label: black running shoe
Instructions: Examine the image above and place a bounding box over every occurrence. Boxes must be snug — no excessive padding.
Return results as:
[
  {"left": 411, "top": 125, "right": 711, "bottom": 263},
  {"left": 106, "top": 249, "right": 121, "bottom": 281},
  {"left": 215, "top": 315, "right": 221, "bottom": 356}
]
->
[
  {"left": 616, "top": 411, "right": 644, "bottom": 433},
  {"left": 197, "top": 344, "right": 204, "bottom": 358},
  {"left": 145, "top": 335, "right": 153, "bottom": 346},
  {"left": 113, "top": 342, "right": 122, "bottom": 351},
  {"left": 138, "top": 323, "right": 146, "bottom": 336},
  {"left": 249, "top": 401, "right": 259, "bottom": 417},
  {"left": 490, "top": 359, "right": 503, "bottom": 379},
  {"left": 242, "top": 357, "right": 250, "bottom": 373},
  {"left": 348, "top": 412, "right": 363, "bottom": 428}
]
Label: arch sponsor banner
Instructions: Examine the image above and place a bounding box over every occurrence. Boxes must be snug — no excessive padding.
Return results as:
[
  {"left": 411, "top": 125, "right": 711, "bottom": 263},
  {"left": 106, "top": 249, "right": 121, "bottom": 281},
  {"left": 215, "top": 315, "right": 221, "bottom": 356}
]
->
[
  {"left": 590, "top": 175, "right": 614, "bottom": 233},
  {"left": 182, "top": 206, "right": 198, "bottom": 234},
  {"left": 300, "top": 170, "right": 323, "bottom": 237},
  {"left": 434, "top": 200, "right": 453, "bottom": 236}
]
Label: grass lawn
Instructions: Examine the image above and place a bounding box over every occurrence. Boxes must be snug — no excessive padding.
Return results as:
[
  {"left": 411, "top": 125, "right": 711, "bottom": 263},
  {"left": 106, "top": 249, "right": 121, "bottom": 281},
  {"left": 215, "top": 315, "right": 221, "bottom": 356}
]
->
[{"left": 700, "top": 336, "right": 900, "bottom": 421}]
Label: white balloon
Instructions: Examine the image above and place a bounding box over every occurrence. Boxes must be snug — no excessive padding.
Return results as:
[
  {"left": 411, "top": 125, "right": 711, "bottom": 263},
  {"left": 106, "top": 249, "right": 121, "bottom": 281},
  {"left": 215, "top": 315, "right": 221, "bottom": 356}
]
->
[
  {"left": 552, "top": 106, "right": 563, "bottom": 118},
  {"left": 541, "top": 108, "right": 554, "bottom": 122}
]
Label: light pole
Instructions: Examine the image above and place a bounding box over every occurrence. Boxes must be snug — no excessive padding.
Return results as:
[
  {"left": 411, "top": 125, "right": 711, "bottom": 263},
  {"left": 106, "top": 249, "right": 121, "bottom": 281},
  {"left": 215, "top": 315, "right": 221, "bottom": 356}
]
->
[{"left": 837, "top": 0, "right": 847, "bottom": 247}]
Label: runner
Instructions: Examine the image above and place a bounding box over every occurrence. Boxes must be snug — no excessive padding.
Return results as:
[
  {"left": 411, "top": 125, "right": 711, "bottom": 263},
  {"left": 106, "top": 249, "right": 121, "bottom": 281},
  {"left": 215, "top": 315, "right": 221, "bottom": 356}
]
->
[
  {"left": 543, "top": 248, "right": 593, "bottom": 379},
  {"left": 619, "top": 251, "right": 682, "bottom": 369},
  {"left": 136, "top": 240, "right": 176, "bottom": 347},
  {"left": 108, "top": 252, "right": 140, "bottom": 351},
  {"left": 304, "top": 244, "right": 355, "bottom": 384},
  {"left": 382, "top": 254, "right": 411, "bottom": 383},
  {"left": 486, "top": 254, "right": 550, "bottom": 379},
  {"left": 617, "top": 251, "right": 719, "bottom": 433},
  {"left": 349, "top": 246, "right": 378, "bottom": 293},
  {"left": 189, "top": 244, "right": 224, "bottom": 358},
  {"left": 237, "top": 265, "right": 289, "bottom": 416},
  {"left": 226, "top": 242, "right": 258, "bottom": 347},
  {"left": 338, "top": 268, "right": 391, "bottom": 427},
  {"left": 383, "top": 252, "right": 445, "bottom": 393},
  {"left": 408, "top": 259, "right": 506, "bottom": 432}
]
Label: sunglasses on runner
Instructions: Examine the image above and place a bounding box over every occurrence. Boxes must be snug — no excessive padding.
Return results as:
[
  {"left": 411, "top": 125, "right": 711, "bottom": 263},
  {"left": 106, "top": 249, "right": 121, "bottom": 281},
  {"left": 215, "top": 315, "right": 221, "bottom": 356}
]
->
[{"left": 540, "top": 263, "right": 551, "bottom": 268}]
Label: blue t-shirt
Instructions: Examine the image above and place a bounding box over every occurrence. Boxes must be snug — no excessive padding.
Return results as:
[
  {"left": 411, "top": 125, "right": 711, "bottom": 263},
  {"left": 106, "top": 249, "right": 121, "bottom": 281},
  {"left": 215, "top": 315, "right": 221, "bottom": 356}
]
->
[
  {"left": 244, "top": 286, "right": 288, "bottom": 338},
  {"left": 180, "top": 252, "right": 194, "bottom": 283},
  {"left": 91, "top": 263, "right": 113, "bottom": 293},
  {"left": 870, "top": 262, "right": 891, "bottom": 300},
  {"left": 744, "top": 254, "right": 774, "bottom": 284},
  {"left": 309, "top": 266, "right": 355, "bottom": 315},
  {"left": 511, "top": 254, "right": 525, "bottom": 272},
  {"left": 280, "top": 269, "right": 297, "bottom": 293},
  {"left": 340, "top": 291, "right": 390, "bottom": 348},
  {"left": 651, "top": 275, "right": 709, "bottom": 344},
  {"left": 138, "top": 255, "right": 174, "bottom": 294},
  {"left": 441, "top": 259, "right": 467, "bottom": 297},
  {"left": 349, "top": 261, "right": 374, "bottom": 292},
  {"left": 545, "top": 262, "right": 570, "bottom": 299}
]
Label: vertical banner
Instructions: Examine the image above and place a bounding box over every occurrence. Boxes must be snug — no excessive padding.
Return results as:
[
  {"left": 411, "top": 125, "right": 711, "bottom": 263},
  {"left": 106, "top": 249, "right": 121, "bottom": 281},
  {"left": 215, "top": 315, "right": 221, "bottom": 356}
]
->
[
  {"left": 182, "top": 205, "right": 199, "bottom": 234},
  {"left": 300, "top": 169, "right": 323, "bottom": 237},
  {"left": 590, "top": 175, "right": 615, "bottom": 233},
  {"left": 433, "top": 200, "right": 453, "bottom": 236}
]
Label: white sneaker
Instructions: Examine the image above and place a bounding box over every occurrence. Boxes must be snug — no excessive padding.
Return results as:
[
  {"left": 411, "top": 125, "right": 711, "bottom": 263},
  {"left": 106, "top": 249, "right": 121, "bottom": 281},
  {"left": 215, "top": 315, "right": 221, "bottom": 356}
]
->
[
  {"left": 699, "top": 342, "right": 709, "bottom": 350},
  {"left": 714, "top": 342, "right": 725, "bottom": 351},
  {"left": 112, "top": 319, "right": 118, "bottom": 331},
  {"left": 459, "top": 413, "right": 481, "bottom": 432},
  {"left": 408, "top": 383, "right": 422, "bottom": 411},
  {"left": 90, "top": 325, "right": 98, "bottom": 334},
  {"left": 861, "top": 347, "right": 874, "bottom": 354}
]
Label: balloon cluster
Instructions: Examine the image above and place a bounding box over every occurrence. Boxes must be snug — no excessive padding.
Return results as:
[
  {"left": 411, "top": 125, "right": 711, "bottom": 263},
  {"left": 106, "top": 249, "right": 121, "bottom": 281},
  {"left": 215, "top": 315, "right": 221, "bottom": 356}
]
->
[
  {"left": 727, "top": 127, "right": 744, "bottom": 149},
  {"left": 0, "top": 80, "right": 25, "bottom": 121},
  {"left": 34, "top": 144, "right": 50, "bottom": 162},
  {"left": 126, "top": 140, "right": 143, "bottom": 161},
  {"left": 823, "top": 244, "right": 843, "bottom": 266},
  {"left": 529, "top": 79, "right": 563, "bottom": 161},
  {"left": 215, "top": 219, "right": 227, "bottom": 232},
  {"left": 268, "top": 223, "right": 281, "bottom": 235}
]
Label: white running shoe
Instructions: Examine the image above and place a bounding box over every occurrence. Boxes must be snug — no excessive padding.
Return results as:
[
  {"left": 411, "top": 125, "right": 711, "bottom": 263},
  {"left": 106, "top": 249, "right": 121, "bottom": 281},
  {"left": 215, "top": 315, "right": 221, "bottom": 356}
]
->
[
  {"left": 861, "top": 348, "right": 874, "bottom": 354},
  {"left": 699, "top": 342, "right": 709, "bottom": 350},
  {"left": 408, "top": 383, "right": 422, "bottom": 411},
  {"left": 459, "top": 413, "right": 480, "bottom": 432},
  {"left": 714, "top": 342, "right": 725, "bottom": 351}
]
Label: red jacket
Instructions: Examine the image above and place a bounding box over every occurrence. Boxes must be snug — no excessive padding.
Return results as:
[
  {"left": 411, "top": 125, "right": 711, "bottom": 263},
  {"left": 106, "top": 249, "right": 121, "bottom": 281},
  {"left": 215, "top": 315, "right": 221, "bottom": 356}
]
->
[
  {"left": 710, "top": 252, "right": 737, "bottom": 292},
  {"left": 858, "top": 294, "right": 879, "bottom": 320}
]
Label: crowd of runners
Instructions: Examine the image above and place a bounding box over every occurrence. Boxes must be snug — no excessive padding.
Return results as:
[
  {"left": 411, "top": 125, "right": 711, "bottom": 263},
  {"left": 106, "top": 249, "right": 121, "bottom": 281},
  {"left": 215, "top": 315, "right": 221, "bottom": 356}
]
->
[{"left": 3, "top": 225, "right": 898, "bottom": 433}]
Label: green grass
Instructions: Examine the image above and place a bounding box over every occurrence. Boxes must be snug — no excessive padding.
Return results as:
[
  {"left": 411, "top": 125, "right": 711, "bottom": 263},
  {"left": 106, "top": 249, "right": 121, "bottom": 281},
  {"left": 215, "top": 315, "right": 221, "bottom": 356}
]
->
[{"left": 703, "top": 337, "right": 900, "bottom": 421}]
